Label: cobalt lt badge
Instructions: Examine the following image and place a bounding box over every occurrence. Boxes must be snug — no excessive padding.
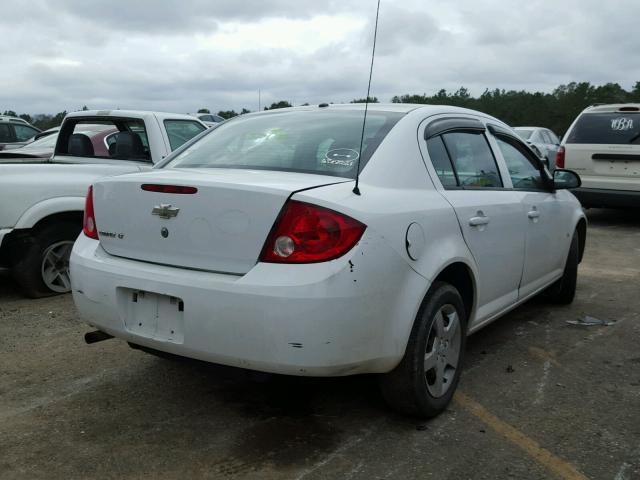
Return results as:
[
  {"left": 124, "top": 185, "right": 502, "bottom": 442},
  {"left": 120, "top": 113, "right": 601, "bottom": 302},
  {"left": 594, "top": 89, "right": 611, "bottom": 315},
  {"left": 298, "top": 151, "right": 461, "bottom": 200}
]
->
[{"left": 161, "top": 227, "right": 169, "bottom": 238}]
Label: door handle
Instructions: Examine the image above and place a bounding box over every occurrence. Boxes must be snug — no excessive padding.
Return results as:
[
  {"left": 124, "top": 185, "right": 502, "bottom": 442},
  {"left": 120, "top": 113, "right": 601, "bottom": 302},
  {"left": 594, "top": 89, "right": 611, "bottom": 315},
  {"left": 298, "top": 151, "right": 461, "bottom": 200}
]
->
[
  {"left": 527, "top": 208, "right": 540, "bottom": 219},
  {"left": 469, "top": 214, "right": 490, "bottom": 227}
]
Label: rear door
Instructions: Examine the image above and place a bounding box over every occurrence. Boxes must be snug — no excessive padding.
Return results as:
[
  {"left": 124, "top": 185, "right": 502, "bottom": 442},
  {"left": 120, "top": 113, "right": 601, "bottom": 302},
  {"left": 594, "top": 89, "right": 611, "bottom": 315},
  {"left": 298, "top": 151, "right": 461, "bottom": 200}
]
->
[
  {"left": 423, "top": 118, "right": 526, "bottom": 322},
  {"left": 565, "top": 111, "right": 640, "bottom": 191}
]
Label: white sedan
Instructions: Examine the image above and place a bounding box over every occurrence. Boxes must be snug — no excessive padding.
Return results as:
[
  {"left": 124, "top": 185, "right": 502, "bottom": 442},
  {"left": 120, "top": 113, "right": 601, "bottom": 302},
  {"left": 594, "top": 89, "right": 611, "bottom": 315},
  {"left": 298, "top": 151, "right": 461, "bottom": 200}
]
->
[{"left": 70, "top": 104, "right": 586, "bottom": 418}]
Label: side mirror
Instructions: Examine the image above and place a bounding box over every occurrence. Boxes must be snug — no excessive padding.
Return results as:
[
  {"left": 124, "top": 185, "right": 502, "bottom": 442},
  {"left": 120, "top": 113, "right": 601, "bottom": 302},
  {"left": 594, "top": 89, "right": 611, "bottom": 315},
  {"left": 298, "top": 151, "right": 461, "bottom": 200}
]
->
[{"left": 553, "top": 169, "right": 581, "bottom": 190}]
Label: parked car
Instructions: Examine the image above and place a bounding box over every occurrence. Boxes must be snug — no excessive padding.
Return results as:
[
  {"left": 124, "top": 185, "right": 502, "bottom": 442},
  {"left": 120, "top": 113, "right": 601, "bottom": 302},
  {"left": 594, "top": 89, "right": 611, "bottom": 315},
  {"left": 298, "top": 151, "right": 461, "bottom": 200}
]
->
[
  {"left": 0, "top": 125, "right": 115, "bottom": 163},
  {"left": 559, "top": 103, "right": 640, "bottom": 208},
  {"left": 0, "top": 116, "right": 41, "bottom": 151},
  {"left": 70, "top": 104, "right": 586, "bottom": 418},
  {"left": 0, "top": 110, "right": 207, "bottom": 297},
  {"left": 514, "top": 126, "right": 561, "bottom": 170},
  {"left": 193, "top": 113, "right": 225, "bottom": 127}
]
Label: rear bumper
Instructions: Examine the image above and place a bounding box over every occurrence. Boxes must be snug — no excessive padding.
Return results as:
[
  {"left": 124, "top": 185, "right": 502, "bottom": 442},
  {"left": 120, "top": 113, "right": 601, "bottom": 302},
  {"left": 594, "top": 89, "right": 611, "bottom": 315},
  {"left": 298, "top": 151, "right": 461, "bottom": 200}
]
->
[
  {"left": 572, "top": 187, "right": 640, "bottom": 208},
  {"left": 70, "top": 233, "right": 426, "bottom": 376}
]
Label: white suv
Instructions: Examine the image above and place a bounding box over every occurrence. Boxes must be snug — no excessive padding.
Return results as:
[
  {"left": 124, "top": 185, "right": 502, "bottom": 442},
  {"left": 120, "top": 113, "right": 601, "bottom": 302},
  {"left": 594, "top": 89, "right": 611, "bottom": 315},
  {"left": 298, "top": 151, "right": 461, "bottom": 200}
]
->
[{"left": 559, "top": 103, "right": 640, "bottom": 208}]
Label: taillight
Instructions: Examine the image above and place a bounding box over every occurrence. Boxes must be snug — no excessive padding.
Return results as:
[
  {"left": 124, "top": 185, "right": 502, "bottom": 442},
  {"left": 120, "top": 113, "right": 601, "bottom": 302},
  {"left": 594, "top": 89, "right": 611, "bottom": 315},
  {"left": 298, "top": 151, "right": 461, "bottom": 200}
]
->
[
  {"left": 141, "top": 184, "right": 198, "bottom": 194},
  {"left": 260, "top": 200, "right": 366, "bottom": 263},
  {"left": 555, "top": 146, "right": 565, "bottom": 169},
  {"left": 83, "top": 185, "right": 99, "bottom": 239}
]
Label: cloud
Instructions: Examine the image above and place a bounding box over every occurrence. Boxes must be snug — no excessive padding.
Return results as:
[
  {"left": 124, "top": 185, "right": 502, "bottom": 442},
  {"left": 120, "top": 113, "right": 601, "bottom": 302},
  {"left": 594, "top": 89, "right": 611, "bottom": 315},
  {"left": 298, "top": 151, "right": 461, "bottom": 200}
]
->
[{"left": 1, "top": 0, "right": 639, "bottom": 116}]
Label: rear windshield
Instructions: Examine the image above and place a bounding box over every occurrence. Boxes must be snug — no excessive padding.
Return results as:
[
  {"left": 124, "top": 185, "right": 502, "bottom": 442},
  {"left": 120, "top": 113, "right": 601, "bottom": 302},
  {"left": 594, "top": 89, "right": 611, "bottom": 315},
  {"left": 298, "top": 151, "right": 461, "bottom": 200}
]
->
[
  {"left": 566, "top": 113, "right": 640, "bottom": 144},
  {"left": 515, "top": 129, "right": 534, "bottom": 140},
  {"left": 164, "top": 110, "right": 404, "bottom": 178}
]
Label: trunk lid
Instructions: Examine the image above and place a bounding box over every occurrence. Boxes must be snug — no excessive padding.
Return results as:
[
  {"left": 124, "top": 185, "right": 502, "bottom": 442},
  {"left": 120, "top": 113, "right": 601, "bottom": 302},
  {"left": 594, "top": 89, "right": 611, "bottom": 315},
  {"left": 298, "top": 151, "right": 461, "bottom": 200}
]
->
[{"left": 92, "top": 168, "right": 349, "bottom": 273}]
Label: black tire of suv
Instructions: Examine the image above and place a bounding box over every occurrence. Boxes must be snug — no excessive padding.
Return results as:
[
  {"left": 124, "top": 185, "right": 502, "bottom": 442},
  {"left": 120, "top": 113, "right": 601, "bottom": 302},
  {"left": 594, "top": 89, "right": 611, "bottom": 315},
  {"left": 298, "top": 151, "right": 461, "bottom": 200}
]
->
[
  {"left": 545, "top": 231, "right": 579, "bottom": 305},
  {"left": 379, "top": 281, "right": 467, "bottom": 418},
  {"left": 12, "top": 222, "right": 81, "bottom": 298}
]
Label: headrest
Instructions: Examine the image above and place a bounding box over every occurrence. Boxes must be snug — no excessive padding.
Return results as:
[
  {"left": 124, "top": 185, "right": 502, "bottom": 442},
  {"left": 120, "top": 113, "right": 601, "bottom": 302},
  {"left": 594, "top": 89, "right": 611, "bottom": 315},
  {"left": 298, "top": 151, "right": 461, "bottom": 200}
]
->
[
  {"left": 115, "top": 131, "right": 145, "bottom": 159},
  {"left": 68, "top": 133, "right": 94, "bottom": 157}
]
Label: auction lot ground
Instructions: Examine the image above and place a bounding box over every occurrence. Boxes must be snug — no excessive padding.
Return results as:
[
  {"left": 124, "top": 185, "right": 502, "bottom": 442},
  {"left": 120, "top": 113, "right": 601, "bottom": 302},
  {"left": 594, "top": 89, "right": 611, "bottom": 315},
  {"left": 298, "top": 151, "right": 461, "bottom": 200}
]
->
[{"left": 1, "top": 209, "right": 639, "bottom": 480}]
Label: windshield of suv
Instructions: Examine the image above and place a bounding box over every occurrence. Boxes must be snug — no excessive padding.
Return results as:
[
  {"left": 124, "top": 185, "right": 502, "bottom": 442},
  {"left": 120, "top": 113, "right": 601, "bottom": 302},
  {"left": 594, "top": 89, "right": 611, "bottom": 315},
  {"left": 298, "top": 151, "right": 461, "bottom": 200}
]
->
[
  {"left": 567, "top": 113, "right": 640, "bottom": 144},
  {"left": 165, "top": 110, "right": 404, "bottom": 178}
]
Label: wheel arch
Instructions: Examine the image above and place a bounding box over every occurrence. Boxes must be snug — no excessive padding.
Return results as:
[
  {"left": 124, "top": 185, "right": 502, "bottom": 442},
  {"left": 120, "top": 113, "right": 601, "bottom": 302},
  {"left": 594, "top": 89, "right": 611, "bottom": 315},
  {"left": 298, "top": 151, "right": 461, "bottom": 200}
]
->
[
  {"left": 14, "top": 196, "right": 85, "bottom": 230},
  {"left": 575, "top": 217, "right": 587, "bottom": 263},
  {"left": 431, "top": 261, "right": 477, "bottom": 323}
]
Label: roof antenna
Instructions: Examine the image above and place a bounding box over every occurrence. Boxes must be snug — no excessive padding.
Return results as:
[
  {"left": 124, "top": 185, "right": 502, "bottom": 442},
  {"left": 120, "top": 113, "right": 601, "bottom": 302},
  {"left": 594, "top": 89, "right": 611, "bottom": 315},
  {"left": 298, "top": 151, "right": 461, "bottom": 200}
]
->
[{"left": 353, "top": 0, "right": 381, "bottom": 196}]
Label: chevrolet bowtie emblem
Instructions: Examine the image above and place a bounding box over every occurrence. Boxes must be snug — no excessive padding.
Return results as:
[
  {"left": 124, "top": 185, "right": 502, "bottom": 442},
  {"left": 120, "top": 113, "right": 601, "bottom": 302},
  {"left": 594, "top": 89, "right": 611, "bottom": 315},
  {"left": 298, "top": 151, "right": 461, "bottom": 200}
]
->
[{"left": 152, "top": 204, "right": 180, "bottom": 219}]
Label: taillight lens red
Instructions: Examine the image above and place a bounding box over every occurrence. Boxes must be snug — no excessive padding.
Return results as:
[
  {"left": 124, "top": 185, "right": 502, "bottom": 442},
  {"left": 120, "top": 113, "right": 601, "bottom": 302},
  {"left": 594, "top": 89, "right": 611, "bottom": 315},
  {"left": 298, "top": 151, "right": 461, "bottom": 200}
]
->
[
  {"left": 556, "top": 146, "right": 565, "bottom": 169},
  {"left": 83, "top": 185, "right": 99, "bottom": 239},
  {"left": 260, "top": 200, "right": 366, "bottom": 263}
]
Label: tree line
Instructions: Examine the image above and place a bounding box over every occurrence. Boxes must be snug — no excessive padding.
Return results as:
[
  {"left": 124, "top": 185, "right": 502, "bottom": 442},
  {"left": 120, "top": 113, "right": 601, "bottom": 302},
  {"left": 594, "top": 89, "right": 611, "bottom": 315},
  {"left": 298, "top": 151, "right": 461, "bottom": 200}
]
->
[{"left": 5, "top": 82, "right": 640, "bottom": 135}]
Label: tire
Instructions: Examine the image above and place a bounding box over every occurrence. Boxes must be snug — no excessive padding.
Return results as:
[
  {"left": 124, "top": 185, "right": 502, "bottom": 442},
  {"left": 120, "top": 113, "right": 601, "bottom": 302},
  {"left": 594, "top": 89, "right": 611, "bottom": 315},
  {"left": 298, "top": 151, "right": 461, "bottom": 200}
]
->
[
  {"left": 379, "top": 281, "right": 467, "bottom": 418},
  {"left": 12, "top": 222, "right": 81, "bottom": 298},
  {"left": 545, "top": 231, "right": 579, "bottom": 304}
]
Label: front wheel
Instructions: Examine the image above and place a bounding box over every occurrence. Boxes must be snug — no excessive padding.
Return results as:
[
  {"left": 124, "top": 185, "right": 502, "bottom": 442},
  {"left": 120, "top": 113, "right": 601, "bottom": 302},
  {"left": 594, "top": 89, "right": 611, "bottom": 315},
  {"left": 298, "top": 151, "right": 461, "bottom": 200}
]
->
[
  {"left": 379, "top": 282, "right": 467, "bottom": 418},
  {"left": 12, "top": 222, "right": 81, "bottom": 298}
]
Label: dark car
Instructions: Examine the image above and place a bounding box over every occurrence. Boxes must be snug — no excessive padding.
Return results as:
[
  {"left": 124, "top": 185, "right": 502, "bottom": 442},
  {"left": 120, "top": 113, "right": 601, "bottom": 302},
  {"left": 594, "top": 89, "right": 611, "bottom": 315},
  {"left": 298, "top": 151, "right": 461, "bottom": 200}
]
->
[{"left": 0, "top": 116, "right": 41, "bottom": 151}]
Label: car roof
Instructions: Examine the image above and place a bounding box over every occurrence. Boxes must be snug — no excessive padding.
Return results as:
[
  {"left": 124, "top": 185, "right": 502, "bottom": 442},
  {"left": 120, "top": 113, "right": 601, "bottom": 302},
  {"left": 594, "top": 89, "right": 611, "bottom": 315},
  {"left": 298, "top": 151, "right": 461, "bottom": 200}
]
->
[
  {"left": 241, "top": 103, "right": 503, "bottom": 117},
  {"left": 0, "top": 115, "right": 30, "bottom": 125},
  {"left": 65, "top": 110, "right": 204, "bottom": 122},
  {"left": 583, "top": 103, "right": 640, "bottom": 113}
]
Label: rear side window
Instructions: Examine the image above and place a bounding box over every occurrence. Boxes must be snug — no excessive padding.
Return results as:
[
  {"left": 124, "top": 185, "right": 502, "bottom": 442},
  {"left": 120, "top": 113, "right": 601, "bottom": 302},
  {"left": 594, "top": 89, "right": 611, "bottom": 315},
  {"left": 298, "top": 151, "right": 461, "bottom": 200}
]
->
[
  {"left": 442, "top": 132, "right": 503, "bottom": 188},
  {"left": 165, "top": 110, "right": 404, "bottom": 179},
  {"left": 164, "top": 120, "right": 206, "bottom": 151},
  {"left": 57, "top": 119, "right": 150, "bottom": 161},
  {"left": 0, "top": 124, "right": 13, "bottom": 142},
  {"left": 567, "top": 113, "right": 640, "bottom": 144},
  {"left": 14, "top": 124, "right": 39, "bottom": 142},
  {"left": 426, "top": 137, "right": 457, "bottom": 187}
]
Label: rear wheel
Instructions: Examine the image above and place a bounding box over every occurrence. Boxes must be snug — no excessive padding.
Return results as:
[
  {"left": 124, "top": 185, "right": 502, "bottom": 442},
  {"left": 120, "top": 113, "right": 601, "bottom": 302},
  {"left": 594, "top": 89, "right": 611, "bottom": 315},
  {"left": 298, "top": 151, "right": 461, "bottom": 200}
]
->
[
  {"left": 379, "top": 282, "right": 467, "bottom": 418},
  {"left": 12, "top": 222, "right": 80, "bottom": 298},
  {"left": 545, "top": 231, "right": 579, "bottom": 304}
]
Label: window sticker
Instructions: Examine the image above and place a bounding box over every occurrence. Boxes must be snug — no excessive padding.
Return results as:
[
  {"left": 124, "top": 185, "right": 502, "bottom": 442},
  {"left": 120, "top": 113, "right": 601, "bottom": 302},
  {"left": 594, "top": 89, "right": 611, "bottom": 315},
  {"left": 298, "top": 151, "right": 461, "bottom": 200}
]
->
[
  {"left": 611, "top": 117, "right": 634, "bottom": 131},
  {"left": 321, "top": 148, "right": 359, "bottom": 169}
]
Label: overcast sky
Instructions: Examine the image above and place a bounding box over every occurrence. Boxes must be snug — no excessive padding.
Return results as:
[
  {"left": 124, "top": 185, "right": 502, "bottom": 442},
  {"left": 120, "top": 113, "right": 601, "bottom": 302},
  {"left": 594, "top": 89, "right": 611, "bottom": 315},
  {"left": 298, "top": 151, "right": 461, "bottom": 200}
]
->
[{"left": 2, "top": 0, "right": 639, "bottom": 115}]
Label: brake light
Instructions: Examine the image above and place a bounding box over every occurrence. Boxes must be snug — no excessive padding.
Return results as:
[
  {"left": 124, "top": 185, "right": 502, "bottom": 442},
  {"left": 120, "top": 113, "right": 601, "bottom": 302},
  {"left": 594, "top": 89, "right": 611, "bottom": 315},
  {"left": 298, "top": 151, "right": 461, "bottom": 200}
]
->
[
  {"left": 83, "top": 185, "right": 99, "bottom": 239},
  {"left": 141, "top": 184, "right": 198, "bottom": 194},
  {"left": 556, "top": 146, "right": 565, "bottom": 169},
  {"left": 260, "top": 200, "right": 366, "bottom": 263}
]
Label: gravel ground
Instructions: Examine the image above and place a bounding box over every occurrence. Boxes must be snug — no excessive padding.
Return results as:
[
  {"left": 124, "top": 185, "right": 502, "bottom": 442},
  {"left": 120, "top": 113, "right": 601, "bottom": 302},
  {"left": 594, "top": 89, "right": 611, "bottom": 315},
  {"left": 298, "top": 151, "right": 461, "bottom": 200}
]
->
[{"left": 1, "top": 208, "right": 639, "bottom": 480}]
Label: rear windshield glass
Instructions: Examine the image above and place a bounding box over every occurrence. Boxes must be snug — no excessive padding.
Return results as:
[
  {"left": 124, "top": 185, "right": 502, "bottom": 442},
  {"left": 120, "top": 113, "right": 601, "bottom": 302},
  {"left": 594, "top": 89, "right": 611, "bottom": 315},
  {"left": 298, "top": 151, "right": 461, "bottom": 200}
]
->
[
  {"left": 567, "top": 113, "right": 640, "bottom": 144},
  {"left": 515, "top": 129, "right": 533, "bottom": 140},
  {"left": 164, "top": 110, "right": 404, "bottom": 178}
]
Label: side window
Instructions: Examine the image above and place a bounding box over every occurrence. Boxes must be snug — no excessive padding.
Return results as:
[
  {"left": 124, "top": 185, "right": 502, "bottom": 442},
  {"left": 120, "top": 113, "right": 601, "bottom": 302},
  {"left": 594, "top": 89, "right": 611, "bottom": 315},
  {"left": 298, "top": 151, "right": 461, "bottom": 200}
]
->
[
  {"left": 442, "top": 132, "right": 503, "bottom": 188},
  {"left": 540, "top": 130, "right": 552, "bottom": 144},
  {"left": 547, "top": 130, "right": 560, "bottom": 144},
  {"left": 426, "top": 136, "right": 457, "bottom": 187},
  {"left": 496, "top": 137, "right": 546, "bottom": 190},
  {"left": 0, "top": 124, "right": 13, "bottom": 142},
  {"left": 13, "top": 124, "right": 39, "bottom": 142},
  {"left": 164, "top": 120, "right": 207, "bottom": 151}
]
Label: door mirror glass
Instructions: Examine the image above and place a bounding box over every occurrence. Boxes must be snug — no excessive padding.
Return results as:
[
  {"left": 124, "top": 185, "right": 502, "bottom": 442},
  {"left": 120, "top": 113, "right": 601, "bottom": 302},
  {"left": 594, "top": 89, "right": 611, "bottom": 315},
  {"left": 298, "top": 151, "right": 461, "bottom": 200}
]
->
[{"left": 553, "top": 169, "right": 581, "bottom": 189}]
